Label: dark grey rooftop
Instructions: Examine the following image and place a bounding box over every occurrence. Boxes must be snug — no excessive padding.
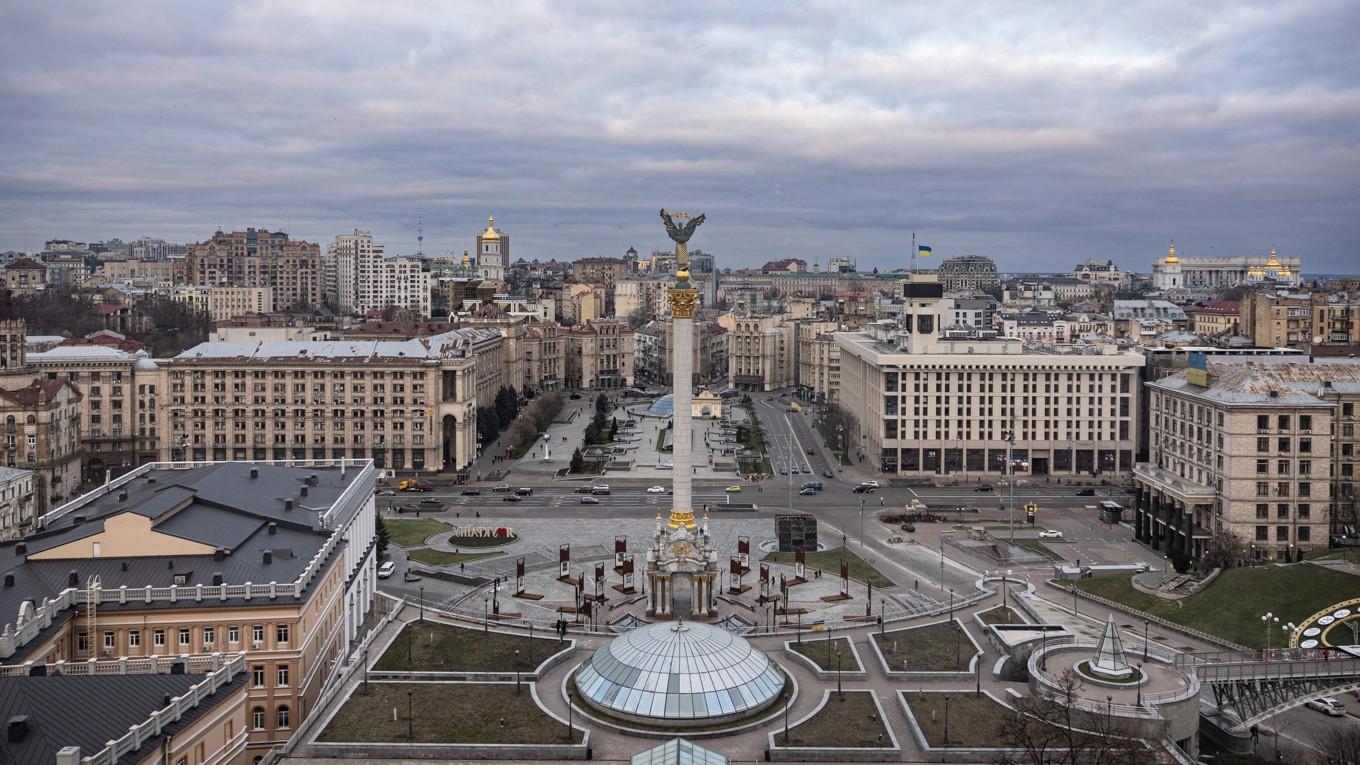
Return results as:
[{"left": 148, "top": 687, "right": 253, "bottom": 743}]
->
[
  {"left": 0, "top": 672, "right": 249, "bottom": 765},
  {"left": 0, "top": 462, "right": 373, "bottom": 646}
]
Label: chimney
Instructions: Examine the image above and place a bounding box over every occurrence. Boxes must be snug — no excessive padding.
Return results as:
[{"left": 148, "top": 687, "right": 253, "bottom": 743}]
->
[
  {"left": 300, "top": 486, "right": 308, "bottom": 498},
  {"left": 268, "top": 522, "right": 277, "bottom": 535},
  {"left": 249, "top": 468, "right": 259, "bottom": 479},
  {"left": 145, "top": 477, "right": 156, "bottom": 484},
  {"left": 120, "top": 562, "right": 128, "bottom": 572},
  {"left": 262, "top": 550, "right": 272, "bottom": 565},
  {"left": 308, "top": 474, "right": 319, "bottom": 486},
  {"left": 116, "top": 491, "right": 127, "bottom": 502},
  {"left": 213, "top": 548, "right": 226, "bottom": 561},
  {"left": 56, "top": 746, "right": 81, "bottom": 765},
  {"left": 67, "top": 571, "right": 78, "bottom": 587},
  {"left": 211, "top": 572, "right": 223, "bottom": 586},
  {"left": 7, "top": 716, "right": 29, "bottom": 744},
  {"left": 14, "top": 543, "right": 25, "bottom": 556},
  {"left": 167, "top": 560, "right": 174, "bottom": 569},
  {"left": 2, "top": 574, "right": 12, "bottom": 588},
  {"left": 284, "top": 499, "right": 293, "bottom": 512}
]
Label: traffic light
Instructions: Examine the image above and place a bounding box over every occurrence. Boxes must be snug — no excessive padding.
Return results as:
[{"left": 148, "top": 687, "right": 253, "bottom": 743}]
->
[{"left": 1025, "top": 503, "right": 1037, "bottom": 524}]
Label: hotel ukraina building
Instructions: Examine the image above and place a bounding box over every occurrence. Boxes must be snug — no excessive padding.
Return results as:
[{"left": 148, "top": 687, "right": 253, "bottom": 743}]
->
[{"left": 836, "top": 274, "right": 1144, "bottom": 478}]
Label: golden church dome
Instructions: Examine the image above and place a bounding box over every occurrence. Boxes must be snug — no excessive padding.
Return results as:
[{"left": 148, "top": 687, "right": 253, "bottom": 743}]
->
[
  {"left": 1164, "top": 241, "right": 1178, "bottom": 265},
  {"left": 481, "top": 215, "right": 500, "bottom": 241}
]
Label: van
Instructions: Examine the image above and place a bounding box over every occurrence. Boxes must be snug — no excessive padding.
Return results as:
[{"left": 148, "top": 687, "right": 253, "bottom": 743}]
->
[
  {"left": 591, "top": 485, "right": 611, "bottom": 495},
  {"left": 377, "top": 561, "right": 396, "bottom": 579},
  {"left": 801, "top": 481, "right": 823, "bottom": 491}
]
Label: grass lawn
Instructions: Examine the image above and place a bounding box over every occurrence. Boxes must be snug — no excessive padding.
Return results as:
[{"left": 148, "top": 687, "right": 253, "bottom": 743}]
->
[
  {"left": 904, "top": 692, "right": 1012, "bottom": 748},
  {"left": 1010, "top": 538, "right": 1065, "bottom": 561},
  {"left": 1074, "top": 564, "right": 1360, "bottom": 648},
  {"left": 405, "top": 548, "right": 500, "bottom": 567},
  {"left": 976, "top": 606, "right": 1025, "bottom": 625},
  {"left": 385, "top": 518, "right": 454, "bottom": 547},
  {"left": 1306, "top": 548, "right": 1360, "bottom": 562},
  {"left": 656, "top": 428, "right": 672, "bottom": 453},
  {"left": 788, "top": 636, "right": 858, "bottom": 671},
  {"left": 374, "top": 621, "right": 560, "bottom": 672},
  {"left": 738, "top": 457, "right": 772, "bottom": 475},
  {"left": 512, "top": 434, "right": 543, "bottom": 459},
  {"left": 873, "top": 621, "right": 974, "bottom": 672},
  {"left": 762, "top": 546, "right": 893, "bottom": 588},
  {"left": 320, "top": 682, "right": 583, "bottom": 744},
  {"left": 773, "top": 690, "right": 890, "bottom": 748}
]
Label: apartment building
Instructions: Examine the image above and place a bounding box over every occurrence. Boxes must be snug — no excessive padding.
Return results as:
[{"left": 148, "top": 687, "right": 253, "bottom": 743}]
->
[
  {"left": 633, "top": 319, "right": 727, "bottom": 387},
  {"left": 934, "top": 255, "right": 998, "bottom": 292},
  {"left": 153, "top": 330, "right": 490, "bottom": 473},
  {"left": 1134, "top": 359, "right": 1360, "bottom": 564},
  {"left": 1239, "top": 291, "right": 1312, "bottom": 349},
  {"left": 325, "top": 230, "right": 431, "bottom": 318},
  {"left": 1072, "top": 259, "right": 1129, "bottom": 288},
  {"left": 797, "top": 328, "right": 840, "bottom": 403},
  {"left": 28, "top": 345, "right": 161, "bottom": 483},
  {"left": 1312, "top": 295, "right": 1360, "bottom": 346},
  {"left": 0, "top": 466, "right": 34, "bottom": 541},
  {"left": 1185, "top": 301, "right": 1241, "bottom": 337},
  {"left": 728, "top": 316, "right": 795, "bottom": 392},
  {"left": 836, "top": 273, "right": 1142, "bottom": 476},
  {"left": 0, "top": 320, "right": 83, "bottom": 514},
  {"left": 101, "top": 258, "right": 178, "bottom": 282},
  {"left": 564, "top": 320, "right": 635, "bottom": 390},
  {"left": 0, "top": 460, "right": 379, "bottom": 762},
  {"left": 174, "top": 285, "right": 275, "bottom": 322},
  {"left": 187, "top": 229, "right": 322, "bottom": 312},
  {"left": 3, "top": 258, "right": 48, "bottom": 295}
]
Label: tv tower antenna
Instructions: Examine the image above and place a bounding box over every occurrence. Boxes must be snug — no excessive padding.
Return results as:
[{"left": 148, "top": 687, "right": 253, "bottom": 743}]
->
[{"left": 417, "top": 208, "right": 425, "bottom": 258}]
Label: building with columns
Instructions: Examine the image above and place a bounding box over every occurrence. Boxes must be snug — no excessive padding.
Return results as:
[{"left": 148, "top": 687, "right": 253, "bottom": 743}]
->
[{"left": 1134, "top": 358, "right": 1360, "bottom": 565}]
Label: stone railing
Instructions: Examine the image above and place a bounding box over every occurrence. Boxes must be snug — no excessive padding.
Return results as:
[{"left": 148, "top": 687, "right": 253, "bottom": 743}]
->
[{"left": 0, "top": 651, "right": 236, "bottom": 678}]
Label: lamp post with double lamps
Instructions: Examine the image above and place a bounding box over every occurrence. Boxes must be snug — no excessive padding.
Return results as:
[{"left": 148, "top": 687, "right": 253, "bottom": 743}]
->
[{"left": 1262, "top": 612, "right": 1279, "bottom": 658}]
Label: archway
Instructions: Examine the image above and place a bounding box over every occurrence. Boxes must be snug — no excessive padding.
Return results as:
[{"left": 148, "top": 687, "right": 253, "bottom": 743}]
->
[{"left": 441, "top": 415, "right": 457, "bottom": 471}]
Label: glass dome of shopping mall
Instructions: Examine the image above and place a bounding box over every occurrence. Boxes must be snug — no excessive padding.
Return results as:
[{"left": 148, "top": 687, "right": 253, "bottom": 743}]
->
[
  {"left": 574, "top": 620, "right": 785, "bottom": 726},
  {"left": 646, "top": 394, "right": 675, "bottom": 416}
]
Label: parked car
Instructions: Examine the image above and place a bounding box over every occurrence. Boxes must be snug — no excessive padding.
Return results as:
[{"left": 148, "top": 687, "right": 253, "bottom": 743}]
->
[
  {"left": 502, "top": 495, "right": 522, "bottom": 502},
  {"left": 900, "top": 522, "right": 916, "bottom": 533},
  {"left": 377, "top": 561, "right": 396, "bottom": 579},
  {"left": 460, "top": 490, "right": 481, "bottom": 496},
  {"left": 778, "top": 467, "right": 787, "bottom": 475},
  {"left": 493, "top": 483, "right": 511, "bottom": 492},
  {"left": 1075, "top": 488, "right": 1096, "bottom": 496},
  {"left": 973, "top": 485, "right": 995, "bottom": 493},
  {"left": 1307, "top": 697, "right": 1346, "bottom": 716},
  {"left": 581, "top": 496, "right": 600, "bottom": 504},
  {"left": 1038, "top": 530, "right": 1064, "bottom": 539},
  {"left": 646, "top": 485, "right": 666, "bottom": 493},
  {"left": 799, "top": 487, "right": 817, "bottom": 496},
  {"left": 515, "top": 487, "right": 534, "bottom": 496},
  {"left": 725, "top": 485, "right": 743, "bottom": 493}
]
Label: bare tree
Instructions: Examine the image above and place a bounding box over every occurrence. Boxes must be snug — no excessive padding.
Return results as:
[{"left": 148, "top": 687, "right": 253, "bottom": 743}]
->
[
  {"left": 994, "top": 671, "right": 1165, "bottom": 765},
  {"left": 1201, "top": 528, "right": 1250, "bottom": 570},
  {"left": 1315, "top": 726, "right": 1360, "bottom": 765}
]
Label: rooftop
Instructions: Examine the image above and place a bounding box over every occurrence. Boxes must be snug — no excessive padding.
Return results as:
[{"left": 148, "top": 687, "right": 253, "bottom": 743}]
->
[{"left": 1152, "top": 358, "right": 1360, "bottom": 405}]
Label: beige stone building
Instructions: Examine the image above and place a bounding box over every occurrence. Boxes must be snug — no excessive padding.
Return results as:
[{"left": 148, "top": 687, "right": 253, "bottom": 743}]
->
[
  {"left": 797, "top": 326, "right": 841, "bottom": 403},
  {"left": 836, "top": 273, "right": 1142, "bottom": 476},
  {"left": 101, "top": 257, "right": 178, "bottom": 282},
  {"left": 1186, "top": 301, "right": 1241, "bottom": 337},
  {"left": 27, "top": 345, "right": 161, "bottom": 484},
  {"left": 174, "top": 285, "right": 275, "bottom": 322},
  {"left": 728, "top": 316, "right": 794, "bottom": 392},
  {"left": 1136, "top": 360, "right": 1360, "bottom": 564},
  {"left": 0, "top": 320, "right": 83, "bottom": 513},
  {"left": 151, "top": 330, "right": 490, "bottom": 473},
  {"left": 187, "top": 228, "right": 322, "bottom": 311},
  {"left": 0, "top": 461, "right": 379, "bottom": 762},
  {"left": 0, "top": 466, "right": 34, "bottom": 542},
  {"left": 1312, "top": 295, "right": 1360, "bottom": 346},
  {"left": 1240, "top": 290, "right": 1312, "bottom": 349},
  {"left": 564, "top": 319, "right": 635, "bottom": 390},
  {"left": 2, "top": 258, "right": 48, "bottom": 295}
]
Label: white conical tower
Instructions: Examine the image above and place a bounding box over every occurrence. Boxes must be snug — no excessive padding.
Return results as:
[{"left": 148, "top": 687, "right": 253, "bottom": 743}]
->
[{"left": 1090, "top": 613, "right": 1133, "bottom": 679}]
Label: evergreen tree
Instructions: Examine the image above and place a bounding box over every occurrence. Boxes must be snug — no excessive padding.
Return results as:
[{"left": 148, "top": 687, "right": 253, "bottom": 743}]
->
[
  {"left": 570, "top": 447, "right": 585, "bottom": 473},
  {"left": 375, "top": 515, "right": 391, "bottom": 561}
]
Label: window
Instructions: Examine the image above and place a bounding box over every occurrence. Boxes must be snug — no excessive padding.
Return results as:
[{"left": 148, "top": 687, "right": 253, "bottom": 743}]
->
[
  {"left": 1257, "top": 414, "right": 1269, "bottom": 430},
  {"left": 1256, "top": 482, "right": 1269, "bottom": 497},
  {"left": 1277, "top": 460, "right": 1290, "bottom": 474},
  {"left": 129, "top": 630, "right": 140, "bottom": 647},
  {"left": 228, "top": 626, "right": 240, "bottom": 644},
  {"left": 252, "top": 665, "right": 265, "bottom": 687},
  {"left": 1256, "top": 459, "right": 1268, "bottom": 474},
  {"left": 202, "top": 627, "right": 214, "bottom": 646},
  {"left": 1298, "top": 527, "right": 1311, "bottom": 542},
  {"left": 1277, "top": 504, "right": 1289, "bottom": 519},
  {"left": 1300, "top": 415, "right": 1312, "bottom": 430},
  {"left": 1256, "top": 526, "right": 1268, "bottom": 541},
  {"left": 1298, "top": 504, "right": 1310, "bottom": 519},
  {"left": 153, "top": 629, "right": 165, "bottom": 647},
  {"left": 1256, "top": 504, "right": 1268, "bottom": 520},
  {"left": 276, "top": 624, "right": 289, "bottom": 644},
  {"left": 178, "top": 628, "right": 190, "bottom": 646},
  {"left": 1278, "top": 438, "right": 1291, "bottom": 452},
  {"left": 276, "top": 664, "right": 289, "bottom": 687},
  {"left": 1299, "top": 482, "right": 1311, "bottom": 497},
  {"left": 1299, "top": 438, "right": 1312, "bottom": 453},
  {"left": 1278, "top": 415, "right": 1290, "bottom": 430},
  {"left": 252, "top": 707, "right": 265, "bottom": 730},
  {"left": 277, "top": 706, "right": 290, "bottom": 729},
  {"left": 103, "top": 631, "right": 114, "bottom": 650},
  {"left": 1277, "top": 482, "right": 1290, "bottom": 497},
  {"left": 1257, "top": 437, "right": 1269, "bottom": 453},
  {"left": 1299, "top": 460, "right": 1311, "bottom": 475},
  {"left": 252, "top": 624, "right": 264, "bottom": 645},
  {"left": 1277, "top": 526, "right": 1289, "bottom": 541}
]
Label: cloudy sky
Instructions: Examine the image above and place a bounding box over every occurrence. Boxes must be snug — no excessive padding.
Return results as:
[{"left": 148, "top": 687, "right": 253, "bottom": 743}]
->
[{"left": 1, "top": 2, "right": 1357, "bottom": 272}]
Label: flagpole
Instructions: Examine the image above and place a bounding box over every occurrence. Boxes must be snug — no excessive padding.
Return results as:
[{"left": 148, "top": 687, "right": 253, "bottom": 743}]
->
[{"left": 911, "top": 230, "right": 917, "bottom": 274}]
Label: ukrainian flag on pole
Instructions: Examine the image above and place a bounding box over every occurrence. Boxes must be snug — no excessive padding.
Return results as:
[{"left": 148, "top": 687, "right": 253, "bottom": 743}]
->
[{"left": 918, "top": 244, "right": 933, "bottom": 257}]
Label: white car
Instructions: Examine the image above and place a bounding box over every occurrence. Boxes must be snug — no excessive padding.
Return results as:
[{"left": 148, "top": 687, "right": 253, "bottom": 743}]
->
[
  {"left": 377, "top": 560, "right": 396, "bottom": 579},
  {"left": 1038, "top": 530, "right": 1064, "bottom": 539},
  {"left": 860, "top": 480, "right": 880, "bottom": 488},
  {"left": 1306, "top": 697, "right": 1346, "bottom": 717},
  {"left": 646, "top": 485, "right": 666, "bottom": 494}
]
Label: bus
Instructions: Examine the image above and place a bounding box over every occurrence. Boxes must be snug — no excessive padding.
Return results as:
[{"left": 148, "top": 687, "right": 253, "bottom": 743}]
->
[{"left": 1098, "top": 500, "right": 1123, "bottom": 524}]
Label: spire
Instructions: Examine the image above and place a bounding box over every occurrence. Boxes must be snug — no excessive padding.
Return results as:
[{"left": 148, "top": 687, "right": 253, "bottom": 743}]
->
[
  {"left": 481, "top": 215, "right": 500, "bottom": 241},
  {"left": 1089, "top": 613, "right": 1133, "bottom": 678}
]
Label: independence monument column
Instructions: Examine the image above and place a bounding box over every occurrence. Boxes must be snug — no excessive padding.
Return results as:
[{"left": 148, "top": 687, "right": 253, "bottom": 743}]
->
[{"left": 659, "top": 209, "right": 705, "bottom": 533}]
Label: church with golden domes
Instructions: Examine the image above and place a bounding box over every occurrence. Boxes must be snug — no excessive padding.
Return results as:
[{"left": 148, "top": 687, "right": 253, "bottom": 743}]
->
[{"left": 1152, "top": 242, "right": 1301, "bottom": 290}]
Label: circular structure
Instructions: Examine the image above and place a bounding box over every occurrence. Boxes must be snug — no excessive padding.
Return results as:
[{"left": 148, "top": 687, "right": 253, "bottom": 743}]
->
[
  {"left": 646, "top": 394, "right": 675, "bottom": 416},
  {"left": 574, "top": 621, "right": 784, "bottom": 726}
]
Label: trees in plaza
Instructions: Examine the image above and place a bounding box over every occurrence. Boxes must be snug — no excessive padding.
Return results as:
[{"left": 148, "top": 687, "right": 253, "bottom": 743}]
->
[{"left": 570, "top": 448, "right": 585, "bottom": 474}]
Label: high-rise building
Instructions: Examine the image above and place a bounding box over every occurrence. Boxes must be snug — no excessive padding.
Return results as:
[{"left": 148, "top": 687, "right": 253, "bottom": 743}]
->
[
  {"left": 325, "top": 230, "right": 431, "bottom": 318},
  {"left": 186, "top": 229, "right": 321, "bottom": 311}
]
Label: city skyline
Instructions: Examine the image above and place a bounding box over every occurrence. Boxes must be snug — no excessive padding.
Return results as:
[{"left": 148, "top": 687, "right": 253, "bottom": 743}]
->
[{"left": 1, "top": 3, "right": 1357, "bottom": 271}]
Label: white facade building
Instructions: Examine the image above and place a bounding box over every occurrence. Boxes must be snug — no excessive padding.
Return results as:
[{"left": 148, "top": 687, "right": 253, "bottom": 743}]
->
[{"left": 327, "top": 230, "right": 432, "bottom": 317}]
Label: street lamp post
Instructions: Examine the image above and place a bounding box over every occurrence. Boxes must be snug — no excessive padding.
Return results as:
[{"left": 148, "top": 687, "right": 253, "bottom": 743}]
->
[
  {"left": 407, "top": 689, "right": 414, "bottom": 740},
  {"left": 1004, "top": 428, "right": 1016, "bottom": 548},
  {"left": 835, "top": 644, "right": 843, "bottom": 697},
  {"left": 515, "top": 649, "right": 521, "bottom": 694},
  {"left": 419, "top": 586, "right": 424, "bottom": 622},
  {"left": 1262, "top": 612, "right": 1279, "bottom": 658},
  {"left": 484, "top": 596, "right": 490, "bottom": 634},
  {"left": 1136, "top": 663, "right": 1143, "bottom": 707},
  {"left": 1143, "top": 619, "right": 1149, "bottom": 661},
  {"left": 943, "top": 695, "right": 950, "bottom": 754},
  {"left": 859, "top": 498, "right": 865, "bottom": 548}
]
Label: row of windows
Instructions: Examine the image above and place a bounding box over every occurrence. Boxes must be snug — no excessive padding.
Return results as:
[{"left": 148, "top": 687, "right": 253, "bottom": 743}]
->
[{"left": 78, "top": 623, "right": 289, "bottom": 651}]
